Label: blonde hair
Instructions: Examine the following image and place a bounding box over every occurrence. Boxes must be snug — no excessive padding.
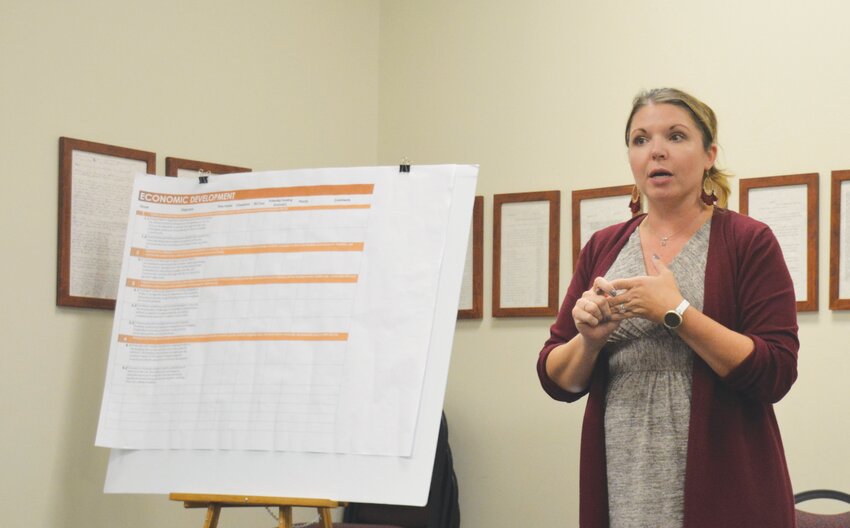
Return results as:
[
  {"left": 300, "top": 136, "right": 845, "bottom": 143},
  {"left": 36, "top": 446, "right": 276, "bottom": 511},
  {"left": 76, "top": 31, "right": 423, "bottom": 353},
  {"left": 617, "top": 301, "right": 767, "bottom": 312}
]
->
[{"left": 625, "top": 88, "right": 732, "bottom": 208}]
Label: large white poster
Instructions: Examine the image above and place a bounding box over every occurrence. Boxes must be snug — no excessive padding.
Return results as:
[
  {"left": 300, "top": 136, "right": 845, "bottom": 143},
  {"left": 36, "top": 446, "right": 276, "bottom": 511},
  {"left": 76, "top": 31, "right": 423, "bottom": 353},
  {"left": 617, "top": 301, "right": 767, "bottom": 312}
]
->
[{"left": 97, "top": 165, "right": 477, "bottom": 461}]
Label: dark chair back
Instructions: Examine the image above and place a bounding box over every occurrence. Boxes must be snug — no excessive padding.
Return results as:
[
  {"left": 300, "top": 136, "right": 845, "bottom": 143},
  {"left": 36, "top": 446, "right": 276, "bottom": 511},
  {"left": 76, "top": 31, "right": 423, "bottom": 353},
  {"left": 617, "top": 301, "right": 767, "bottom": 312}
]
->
[
  {"left": 343, "top": 412, "right": 460, "bottom": 528},
  {"left": 795, "top": 489, "right": 850, "bottom": 528}
]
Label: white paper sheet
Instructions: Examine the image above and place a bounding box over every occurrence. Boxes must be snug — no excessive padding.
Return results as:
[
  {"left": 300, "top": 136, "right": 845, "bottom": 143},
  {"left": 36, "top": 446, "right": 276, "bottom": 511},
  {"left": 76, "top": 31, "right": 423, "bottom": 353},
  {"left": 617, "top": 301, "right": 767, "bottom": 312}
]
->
[
  {"left": 175, "top": 167, "right": 201, "bottom": 179},
  {"left": 458, "top": 221, "right": 475, "bottom": 311},
  {"left": 580, "top": 194, "right": 633, "bottom": 249},
  {"left": 748, "top": 185, "right": 808, "bottom": 302},
  {"left": 101, "top": 165, "right": 478, "bottom": 505},
  {"left": 498, "top": 200, "right": 550, "bottom": 308},
  {"left": 840, "top": 180, "right": 850, "bottom": 299},
  {"left": 96, "top": 165, "right": 475, "bottom": 458},
  {"left": 70, "top": 151, "right": 148, "bottom": 299}
]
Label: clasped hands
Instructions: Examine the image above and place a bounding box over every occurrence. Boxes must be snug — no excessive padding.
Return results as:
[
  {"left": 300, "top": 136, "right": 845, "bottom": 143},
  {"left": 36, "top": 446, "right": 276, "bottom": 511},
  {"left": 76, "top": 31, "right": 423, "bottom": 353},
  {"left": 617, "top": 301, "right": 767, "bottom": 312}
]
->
[{"left": 572, "top": 255, "right": 684, "bottom": 344}]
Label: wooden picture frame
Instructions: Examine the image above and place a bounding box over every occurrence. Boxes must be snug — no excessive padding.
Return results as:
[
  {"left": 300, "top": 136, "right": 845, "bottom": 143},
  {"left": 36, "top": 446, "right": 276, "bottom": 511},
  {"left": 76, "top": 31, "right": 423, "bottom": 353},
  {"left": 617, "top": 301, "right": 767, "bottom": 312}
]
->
[
  {"left": 57, "top": 137, "right": 156, "bottom": 309},
  {"left": 458, "top": 196, "right": 484, "bottom": 319},
  {"left": 165, "top": 157, "right": 251, "bottom": 177},
  {"left": 739, "top": 173, "right": 819, "bottom": 312},
  {"left": 492, "top": 191, "right": 559, "bottom": 317},
  {"left": 830, "top": 170, "right": 850, "bottom": 310},
  {"left": 571, "top": 184, "right": 636, "bottom": 269}
]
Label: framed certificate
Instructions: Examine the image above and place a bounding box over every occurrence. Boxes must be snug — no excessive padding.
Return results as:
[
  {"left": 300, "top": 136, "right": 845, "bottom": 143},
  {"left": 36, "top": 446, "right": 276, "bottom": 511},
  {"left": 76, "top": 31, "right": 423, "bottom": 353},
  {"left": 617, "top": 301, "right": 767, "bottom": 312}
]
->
[
  {"left": 165, "top": 157, "right": 251, "bottom": 178},
  {"left": 492, "top": 190, "right": 559, "bottom": 317},
  {"left": 458, "top": 196, "right": 484, "bottom": 319},
  {"left": 830, "top": 170, "right": 850, "bottom": 310},
  {"left": 739, "top": 173, "right": 819, "bottom": 312},
  {"left": 571, "top": 184, "right": 636, "bottom": 269},
  {"left": 57, "top": 137, "right": 156, "bottom": 309}
]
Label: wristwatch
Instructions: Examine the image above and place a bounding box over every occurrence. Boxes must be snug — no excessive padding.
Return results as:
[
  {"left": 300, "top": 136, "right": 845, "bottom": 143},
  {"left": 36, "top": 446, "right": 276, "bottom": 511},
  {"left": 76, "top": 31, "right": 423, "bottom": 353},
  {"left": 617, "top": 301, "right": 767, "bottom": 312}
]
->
[{"left": 663, "top": 299, "right": 690, "bottom": 330}]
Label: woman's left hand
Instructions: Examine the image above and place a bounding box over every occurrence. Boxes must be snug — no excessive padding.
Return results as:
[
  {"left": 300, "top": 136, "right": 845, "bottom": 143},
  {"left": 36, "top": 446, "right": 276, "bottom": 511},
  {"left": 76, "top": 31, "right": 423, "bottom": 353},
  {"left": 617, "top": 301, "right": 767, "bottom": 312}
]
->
[{"left": 608, "top": 255, "right": 684, "bottom": 324}]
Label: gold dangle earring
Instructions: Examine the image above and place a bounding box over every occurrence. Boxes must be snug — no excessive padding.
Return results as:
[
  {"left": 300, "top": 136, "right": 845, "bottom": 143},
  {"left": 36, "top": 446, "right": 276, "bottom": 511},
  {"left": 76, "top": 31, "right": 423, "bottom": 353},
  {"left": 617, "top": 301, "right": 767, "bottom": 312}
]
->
[
  {"left": 701, "top": 171, "right": 718, "bottom": 206},
  {"left": 629, "top": 185, "right": 641, "bottom": 214}
]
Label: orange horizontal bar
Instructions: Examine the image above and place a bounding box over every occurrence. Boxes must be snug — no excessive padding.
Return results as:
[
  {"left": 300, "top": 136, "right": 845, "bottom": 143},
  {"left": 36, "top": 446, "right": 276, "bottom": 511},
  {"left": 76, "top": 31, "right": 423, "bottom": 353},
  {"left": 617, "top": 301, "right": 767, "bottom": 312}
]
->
[
  {"left": 138, "top": 183, "right": 374, "bottom": 206},
  {"left": 118, "top": 332, "right": 349, "bottom": 344},
  {"left": 126, "top": 274, "right": 358, "bottom": 289},
  {"left": 130, "top": 242, "right": 364, "bottom": 259},
  {"left": 137, "top": 203, "right": 370, "bottom": 219},
  {"left": 234, "top": 184, "right": 374, "bottom": 200}
]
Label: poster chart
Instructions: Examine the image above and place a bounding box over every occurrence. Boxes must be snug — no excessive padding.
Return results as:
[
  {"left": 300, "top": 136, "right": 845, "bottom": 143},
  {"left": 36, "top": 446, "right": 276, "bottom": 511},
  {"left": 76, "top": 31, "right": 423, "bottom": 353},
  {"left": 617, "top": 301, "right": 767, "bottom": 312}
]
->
[{"left": 97, "top": 164, "right": 478, "bottom": 477}]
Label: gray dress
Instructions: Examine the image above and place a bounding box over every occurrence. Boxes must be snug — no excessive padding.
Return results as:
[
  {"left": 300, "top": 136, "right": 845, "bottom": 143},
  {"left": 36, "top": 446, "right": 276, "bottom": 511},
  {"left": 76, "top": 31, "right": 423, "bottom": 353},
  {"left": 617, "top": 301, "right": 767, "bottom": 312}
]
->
[{"left": 603, "top": 219, "right": 711, "bottom": 528}]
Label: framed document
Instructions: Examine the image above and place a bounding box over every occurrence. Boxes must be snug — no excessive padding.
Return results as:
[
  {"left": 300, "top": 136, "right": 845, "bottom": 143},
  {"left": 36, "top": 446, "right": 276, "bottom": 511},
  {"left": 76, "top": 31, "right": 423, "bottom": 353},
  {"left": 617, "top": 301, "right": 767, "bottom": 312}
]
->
[
  {"left": 739, "top": 173, "right": 818, "bottom": 312},
  {"left": 57, "top": 137, "right": 156, "bottom": 309},
  {"left": 571, "top": 184, "right": 636, "bottom": 269},
  {"left": 830, "top": 170, "right": 850, "bottom": 309},
  {"left": 458, "top": 196, "right": 484, "bottom": 319},
  {"left": 165, "top": 157, "right": 251, "bottom": 178},
  {"left": 492, "top": 191, "right": 559, "bottom": 317}
]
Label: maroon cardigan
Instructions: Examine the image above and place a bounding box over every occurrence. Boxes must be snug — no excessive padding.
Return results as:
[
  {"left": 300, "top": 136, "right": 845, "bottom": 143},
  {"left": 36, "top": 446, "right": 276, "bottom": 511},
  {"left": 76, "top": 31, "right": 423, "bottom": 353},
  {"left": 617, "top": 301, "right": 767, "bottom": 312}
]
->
[{"left": 538, "top": 208, "right": 799, "bottom": 528}]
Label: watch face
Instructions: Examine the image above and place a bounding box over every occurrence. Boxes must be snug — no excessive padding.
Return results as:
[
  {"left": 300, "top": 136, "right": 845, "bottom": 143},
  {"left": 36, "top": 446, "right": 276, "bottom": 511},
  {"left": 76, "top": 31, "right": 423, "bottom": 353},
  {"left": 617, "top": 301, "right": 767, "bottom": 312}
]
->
[{"left": 664, "top": 310, "right": 682, "bottom": 329}]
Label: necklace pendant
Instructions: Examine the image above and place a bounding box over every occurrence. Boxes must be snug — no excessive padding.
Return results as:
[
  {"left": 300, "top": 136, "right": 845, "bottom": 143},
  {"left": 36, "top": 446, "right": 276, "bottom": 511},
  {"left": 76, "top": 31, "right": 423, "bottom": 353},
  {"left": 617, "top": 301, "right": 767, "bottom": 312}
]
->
[{"left": 660, "top": 236, "right": 668, "bottom": 247}]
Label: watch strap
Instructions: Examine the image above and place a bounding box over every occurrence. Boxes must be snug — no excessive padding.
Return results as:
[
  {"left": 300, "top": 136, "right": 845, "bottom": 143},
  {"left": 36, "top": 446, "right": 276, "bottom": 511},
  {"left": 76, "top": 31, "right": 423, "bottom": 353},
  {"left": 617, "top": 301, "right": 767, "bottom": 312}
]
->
[{"left": 663, "top": 299, "right": 690, "bottom": 329}]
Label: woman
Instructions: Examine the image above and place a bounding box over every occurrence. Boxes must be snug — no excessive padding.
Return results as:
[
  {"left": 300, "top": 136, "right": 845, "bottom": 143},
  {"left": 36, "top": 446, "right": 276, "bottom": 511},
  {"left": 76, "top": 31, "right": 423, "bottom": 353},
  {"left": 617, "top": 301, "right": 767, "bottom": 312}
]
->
[{"left": 537, "top": 88, "right": 798, "bottom": 527}]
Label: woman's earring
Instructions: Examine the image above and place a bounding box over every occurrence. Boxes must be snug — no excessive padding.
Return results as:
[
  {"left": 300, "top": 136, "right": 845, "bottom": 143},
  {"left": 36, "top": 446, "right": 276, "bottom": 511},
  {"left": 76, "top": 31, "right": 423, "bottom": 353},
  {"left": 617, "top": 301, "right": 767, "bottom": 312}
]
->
[
  {"left": 701, "top": 174, "right": 718, "bottom": 206},
  {"left": 629, "top": 186, "right": 641, "bottom": 214}
]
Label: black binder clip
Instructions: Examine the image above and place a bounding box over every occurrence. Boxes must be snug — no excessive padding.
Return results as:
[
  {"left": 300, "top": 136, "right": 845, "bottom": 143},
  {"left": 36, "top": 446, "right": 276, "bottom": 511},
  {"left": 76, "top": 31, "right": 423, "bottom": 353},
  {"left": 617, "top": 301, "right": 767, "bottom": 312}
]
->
[
  {"left": 198, "top": 169, "right": 211, "bottom": 184},
  {"left": 399, "top": 157, "right": 411, "bottom": 173}
]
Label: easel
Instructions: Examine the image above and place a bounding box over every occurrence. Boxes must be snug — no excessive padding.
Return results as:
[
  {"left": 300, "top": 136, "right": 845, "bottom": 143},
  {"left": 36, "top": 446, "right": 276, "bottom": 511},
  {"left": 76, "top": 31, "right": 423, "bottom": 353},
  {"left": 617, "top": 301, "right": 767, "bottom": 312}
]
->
[{"left": 170, "top": 493, "right": 344, "bottom": 528}]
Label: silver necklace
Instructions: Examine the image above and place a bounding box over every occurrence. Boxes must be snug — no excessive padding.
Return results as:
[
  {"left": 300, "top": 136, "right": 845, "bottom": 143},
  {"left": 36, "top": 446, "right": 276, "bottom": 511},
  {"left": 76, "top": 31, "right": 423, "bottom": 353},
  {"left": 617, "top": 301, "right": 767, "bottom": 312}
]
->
[{"left": 645, "top": 213, "right": 703, "bottom": 247}]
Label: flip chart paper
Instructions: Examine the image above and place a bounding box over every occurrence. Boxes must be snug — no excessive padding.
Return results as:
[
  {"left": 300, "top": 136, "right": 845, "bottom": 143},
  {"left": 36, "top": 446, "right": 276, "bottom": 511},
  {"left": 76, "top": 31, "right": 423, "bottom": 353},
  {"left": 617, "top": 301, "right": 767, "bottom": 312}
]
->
[{"left": 97, "top": 165, "right": 476, "bottom": 459}]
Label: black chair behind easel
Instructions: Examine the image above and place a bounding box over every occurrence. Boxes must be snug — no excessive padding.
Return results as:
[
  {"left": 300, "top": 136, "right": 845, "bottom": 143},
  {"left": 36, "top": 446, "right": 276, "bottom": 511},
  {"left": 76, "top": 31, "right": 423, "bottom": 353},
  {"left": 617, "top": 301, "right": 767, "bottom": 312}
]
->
[{"left": 305, "top": 412, "right": 460, "bottom": 528}]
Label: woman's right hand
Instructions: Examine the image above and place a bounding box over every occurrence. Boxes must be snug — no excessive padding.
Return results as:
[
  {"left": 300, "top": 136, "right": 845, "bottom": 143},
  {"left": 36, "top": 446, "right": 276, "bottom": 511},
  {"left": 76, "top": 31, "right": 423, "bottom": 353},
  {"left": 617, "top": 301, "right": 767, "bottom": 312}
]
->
[
  {"left": 571, "top": 277, "right": 622, "bottom": 347},
  {"left": 545, "top": 276, "right": 623, "bottom": 394}
]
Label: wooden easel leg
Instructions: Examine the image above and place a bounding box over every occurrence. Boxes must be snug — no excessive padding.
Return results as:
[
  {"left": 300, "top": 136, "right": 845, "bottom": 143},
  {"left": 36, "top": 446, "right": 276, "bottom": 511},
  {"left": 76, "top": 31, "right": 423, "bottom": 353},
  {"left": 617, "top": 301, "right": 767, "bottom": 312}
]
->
[
  {"left": 278, "top": 505, "right": 293, "bottom": 528},
  {"left": 203, "top": 504, "right": 221, "bottom": 528},
  {"left": 318, "top": 506, "right": 333, "bottom": 528}
]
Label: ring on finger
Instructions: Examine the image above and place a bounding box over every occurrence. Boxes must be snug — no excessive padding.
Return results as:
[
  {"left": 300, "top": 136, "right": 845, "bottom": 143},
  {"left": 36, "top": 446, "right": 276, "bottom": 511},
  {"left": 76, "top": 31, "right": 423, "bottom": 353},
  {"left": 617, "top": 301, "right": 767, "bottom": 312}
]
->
[{"left": 618, "top": 303, "right": 627, "bottom": 314}]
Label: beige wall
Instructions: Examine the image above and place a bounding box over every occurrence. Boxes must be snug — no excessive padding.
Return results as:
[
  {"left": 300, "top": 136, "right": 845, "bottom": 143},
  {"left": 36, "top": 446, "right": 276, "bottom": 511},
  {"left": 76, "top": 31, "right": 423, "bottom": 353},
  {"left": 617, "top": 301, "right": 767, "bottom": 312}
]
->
[
  {"left": 2, "top": 1, "right": 849, "bottom": 527},
  {"left": 0, "top": 1, "right": 379, "bottom": 527},
  {"left": 378, "top": 0, "right": 850, "bottom": 526}
]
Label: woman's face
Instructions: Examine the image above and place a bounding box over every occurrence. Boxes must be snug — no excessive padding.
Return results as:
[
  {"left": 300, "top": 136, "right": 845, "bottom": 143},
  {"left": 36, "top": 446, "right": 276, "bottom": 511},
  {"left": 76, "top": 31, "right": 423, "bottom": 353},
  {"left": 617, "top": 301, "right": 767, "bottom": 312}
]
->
[{"left": 627, "top": 102, "right": 717, "bottom": 208}]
